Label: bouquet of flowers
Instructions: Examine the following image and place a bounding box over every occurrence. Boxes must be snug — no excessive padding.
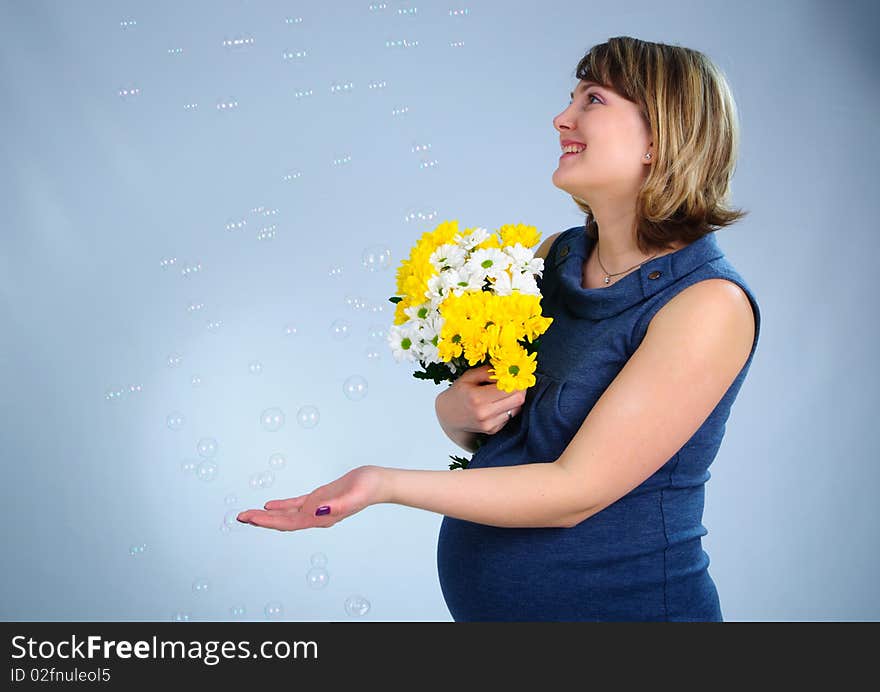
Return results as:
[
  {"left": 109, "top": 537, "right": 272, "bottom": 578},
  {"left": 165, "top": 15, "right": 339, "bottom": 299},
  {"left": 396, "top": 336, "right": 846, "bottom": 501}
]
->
[{"left": 387, "top": 219, "right": 554, "bottom": 469}]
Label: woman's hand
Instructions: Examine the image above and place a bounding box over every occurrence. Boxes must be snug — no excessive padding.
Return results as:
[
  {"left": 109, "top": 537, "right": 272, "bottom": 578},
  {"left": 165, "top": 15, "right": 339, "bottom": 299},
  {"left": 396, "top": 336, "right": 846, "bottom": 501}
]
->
[
  {"left": 436, "top": 364, "right": 527, "bottom": 437},
  {"left": 236, "top": 465, "right": 390, "bottom": 531}
]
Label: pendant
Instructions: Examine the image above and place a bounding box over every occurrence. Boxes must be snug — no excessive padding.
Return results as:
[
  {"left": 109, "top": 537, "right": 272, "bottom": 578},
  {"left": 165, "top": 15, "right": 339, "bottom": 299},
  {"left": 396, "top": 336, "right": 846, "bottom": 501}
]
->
[{"left": 604, "top": 276, "right": 610, "bottom": 284}]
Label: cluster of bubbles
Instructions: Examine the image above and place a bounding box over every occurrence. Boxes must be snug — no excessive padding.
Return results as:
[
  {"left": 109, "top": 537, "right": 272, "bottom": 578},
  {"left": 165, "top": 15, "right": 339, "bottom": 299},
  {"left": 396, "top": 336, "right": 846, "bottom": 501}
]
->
[
  {"left": 222, "top": 36, "right": 254, "bottom": 48},
  {"left": 256, "top": 224, "right": 277, "bottom": 241},
  {"left": 180, "top": 261, "right": 203, "bottom": 278},
  {"left": 258, "top": 405, "right": 321, "bottom": 432},
  {"left": 403, "top": 206, "right": 438, "bottom": 224},
  {"left": 385, "top": 39, "right": 419, "bottom": 48},
  {"left": 116, "top": 2, "right": 479, "bottom": 624},
  {"left": 179, "top": 437, "right": 220, "bottom": 481},
  {"left": 306, "top": 552, "right": 329, "bottom": 589},
  {"left": 250, "top": 451, "right": 285, "bottom": 490},
  {"left": 105, "top": 383, "right": 143, "bottom": 401}
]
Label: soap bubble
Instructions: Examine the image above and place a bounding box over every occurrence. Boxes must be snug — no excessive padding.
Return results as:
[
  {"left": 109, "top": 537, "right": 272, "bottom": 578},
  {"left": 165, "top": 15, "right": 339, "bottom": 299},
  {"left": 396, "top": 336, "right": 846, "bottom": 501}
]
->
[
  {"left": 343, "top": 375, "right": 368, "bottom": 400},
  {"left": 197, "top": 437, "right": 218, "bottom": 458},
  {"left": 249, "top": 470, "right": 275, "bottom": 490},
  {"left": 368, "top": 324, "right": 387, "bottom": 341},
  {"left": 306, "top": 567, "right": 329, "bottom": 589},
  {"left": 166, "top": 412, "right": 185, "bottom": 430},
  {"left": 297, "top": 405, "right": 320, "bottom": 428},
  {"left": 192, "top": 578, "right": 210, "bottom": 595},
  {"left": 329, "top": 319, "right": 350, "bottom": 339},
  {"left": 310, "top": 552, "right": 328, "bottom": 567},
  {"left": 344, "top": 594, "right": 371, "bottom": 617},
  {"left": 223, "top": 508, "right": 246, "bottom": 532},
  {"left": 264, "top": 601, "right": 284, "bottom": 618},
  {"left": 268, "top": 452, "right": 287, "bottom": 470},
  {"left": 260, "top": 407, "right": 285, "bottom": 432},
  {"left": 361, "top": 244, "right": 392, "bottom": 272},
  {"left": 196, "top": 460, "right": 218, "bottom": 482}
]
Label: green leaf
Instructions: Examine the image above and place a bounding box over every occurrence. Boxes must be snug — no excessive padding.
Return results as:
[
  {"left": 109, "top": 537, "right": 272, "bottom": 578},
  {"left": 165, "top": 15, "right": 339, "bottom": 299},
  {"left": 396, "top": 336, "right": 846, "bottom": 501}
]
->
[{"left": 448, "top": 454, "right": 470, "bottom": 470}]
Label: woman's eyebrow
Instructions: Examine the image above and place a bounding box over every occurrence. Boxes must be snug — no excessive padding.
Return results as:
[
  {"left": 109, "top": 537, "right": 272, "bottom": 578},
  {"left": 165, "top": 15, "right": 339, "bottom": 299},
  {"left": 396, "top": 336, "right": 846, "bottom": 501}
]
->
[{"left": 569, "top": 81, "right": 603, "bottom": 99}]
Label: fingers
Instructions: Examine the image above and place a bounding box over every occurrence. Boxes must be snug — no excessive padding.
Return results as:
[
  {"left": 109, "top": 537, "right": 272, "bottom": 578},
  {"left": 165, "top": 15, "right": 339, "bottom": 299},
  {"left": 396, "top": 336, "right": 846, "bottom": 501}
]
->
[
  {"left": 264, "top": 496, "right": 307, "bottom": 510},
  {"left": 246, "top": 511, "right": 306, "bottom": 532}
]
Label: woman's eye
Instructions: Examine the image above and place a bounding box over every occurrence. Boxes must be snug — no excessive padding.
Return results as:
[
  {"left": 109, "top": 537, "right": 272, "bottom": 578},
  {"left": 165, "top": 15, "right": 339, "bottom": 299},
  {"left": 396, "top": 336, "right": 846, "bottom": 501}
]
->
[{"left": 568, "top": 93, "right": 601, "bottom": 107}]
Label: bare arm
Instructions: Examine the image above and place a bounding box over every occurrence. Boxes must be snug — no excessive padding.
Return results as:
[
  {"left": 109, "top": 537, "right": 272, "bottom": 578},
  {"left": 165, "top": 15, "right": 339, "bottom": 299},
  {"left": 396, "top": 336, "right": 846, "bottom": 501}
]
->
[{"left": 387, "top": 278, "right": 755, "bottom": 529}]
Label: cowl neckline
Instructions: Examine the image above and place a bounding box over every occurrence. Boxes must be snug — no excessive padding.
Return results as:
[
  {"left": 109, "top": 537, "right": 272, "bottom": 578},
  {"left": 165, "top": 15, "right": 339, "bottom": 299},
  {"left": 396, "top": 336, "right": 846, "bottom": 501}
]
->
[{"left": 551, "top": 226, "right": 725, "bottom": 319}]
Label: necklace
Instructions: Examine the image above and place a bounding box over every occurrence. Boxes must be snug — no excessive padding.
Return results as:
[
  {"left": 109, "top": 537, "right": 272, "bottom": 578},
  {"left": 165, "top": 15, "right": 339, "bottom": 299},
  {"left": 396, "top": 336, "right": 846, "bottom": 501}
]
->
[{"left": 596, "top": 243, "right": 659, "bottom": 285}]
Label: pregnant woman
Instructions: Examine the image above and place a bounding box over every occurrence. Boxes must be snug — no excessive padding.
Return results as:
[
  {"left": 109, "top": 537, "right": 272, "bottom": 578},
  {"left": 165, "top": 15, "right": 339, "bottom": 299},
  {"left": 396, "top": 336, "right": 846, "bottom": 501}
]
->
[{"left": 237, "top": 35, "right": 761, "bottom": 622}]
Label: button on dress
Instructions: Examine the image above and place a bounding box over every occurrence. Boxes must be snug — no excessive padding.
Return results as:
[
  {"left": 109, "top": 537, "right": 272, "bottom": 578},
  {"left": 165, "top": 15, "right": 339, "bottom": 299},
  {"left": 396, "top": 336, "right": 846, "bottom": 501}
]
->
[{"left": 436, "top": 224, "right": 762, "bottom": 621}]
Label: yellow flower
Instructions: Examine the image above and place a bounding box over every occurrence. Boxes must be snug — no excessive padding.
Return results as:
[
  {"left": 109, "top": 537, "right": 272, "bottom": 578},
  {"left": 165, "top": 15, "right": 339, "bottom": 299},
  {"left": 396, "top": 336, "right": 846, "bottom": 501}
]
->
[
  {"left": 475, "top": 232, "right": 501, "bottom": 250},
  {"left": 489, "top": 346, "right": 537, "bottom": 392},
  {"left": 498, "top": 223, "right": 541, "bottom": 249}
]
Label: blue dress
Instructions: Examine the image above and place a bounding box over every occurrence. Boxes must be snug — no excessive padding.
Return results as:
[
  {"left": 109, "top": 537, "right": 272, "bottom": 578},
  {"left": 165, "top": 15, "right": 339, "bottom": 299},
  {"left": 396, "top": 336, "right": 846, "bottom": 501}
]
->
[{"left": 436, "top": 224, "right": 762, "bottom": 621}]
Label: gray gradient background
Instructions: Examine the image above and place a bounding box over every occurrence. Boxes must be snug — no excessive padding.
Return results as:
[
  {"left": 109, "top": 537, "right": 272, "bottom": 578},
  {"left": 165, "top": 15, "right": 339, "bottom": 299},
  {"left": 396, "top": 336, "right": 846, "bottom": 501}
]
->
[{"left": 1, "top": 0, "right": 877, "bottom": 622}]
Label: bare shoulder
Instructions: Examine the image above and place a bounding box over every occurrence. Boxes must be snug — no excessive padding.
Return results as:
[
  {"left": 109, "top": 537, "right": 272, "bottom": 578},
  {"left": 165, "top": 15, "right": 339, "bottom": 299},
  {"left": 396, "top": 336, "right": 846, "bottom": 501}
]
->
[
  {"left": 534, "top": 231, "right": 563, "bottom": 261},
  {"left": 648, "top": 278, "right": 756, "bottom": 369}
]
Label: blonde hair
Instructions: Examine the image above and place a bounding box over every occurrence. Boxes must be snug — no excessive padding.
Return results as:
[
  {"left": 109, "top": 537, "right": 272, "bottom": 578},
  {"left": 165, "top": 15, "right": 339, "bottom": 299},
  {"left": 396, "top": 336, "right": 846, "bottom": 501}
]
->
[{"left": 570, "top": 36, "right": 748, "bottom": 253}]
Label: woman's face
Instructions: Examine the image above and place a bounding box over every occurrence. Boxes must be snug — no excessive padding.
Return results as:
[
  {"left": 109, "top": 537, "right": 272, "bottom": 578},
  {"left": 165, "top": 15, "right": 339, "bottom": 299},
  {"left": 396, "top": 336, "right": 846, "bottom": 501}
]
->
[{"left": 551, "top": 80, "right": 653, "bottom": 199}]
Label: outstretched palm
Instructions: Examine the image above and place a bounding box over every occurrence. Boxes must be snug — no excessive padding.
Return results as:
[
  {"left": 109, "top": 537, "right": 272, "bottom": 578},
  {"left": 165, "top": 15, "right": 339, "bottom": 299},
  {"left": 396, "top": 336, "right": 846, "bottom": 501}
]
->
[{"left": 236, "top": 465, "right": 388, "bottom": 531}]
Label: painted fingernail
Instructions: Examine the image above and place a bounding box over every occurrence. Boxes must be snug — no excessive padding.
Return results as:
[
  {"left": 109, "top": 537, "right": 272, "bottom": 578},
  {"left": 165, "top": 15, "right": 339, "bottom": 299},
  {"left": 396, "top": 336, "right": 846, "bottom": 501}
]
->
[{"left": 315, "top": 505, "right": 331, "bottom": 516}]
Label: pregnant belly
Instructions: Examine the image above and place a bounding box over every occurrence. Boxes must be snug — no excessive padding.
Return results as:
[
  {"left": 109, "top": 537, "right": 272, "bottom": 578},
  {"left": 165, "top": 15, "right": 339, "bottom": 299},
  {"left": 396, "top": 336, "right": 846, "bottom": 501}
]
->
[{"left": 436, "top": 490, "right": 718, "bottom": 622}]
